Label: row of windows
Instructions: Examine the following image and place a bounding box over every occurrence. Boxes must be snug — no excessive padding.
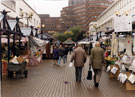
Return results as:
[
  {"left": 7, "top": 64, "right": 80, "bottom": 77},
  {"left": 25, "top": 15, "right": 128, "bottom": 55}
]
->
[{"left": 98, "top": 0, "right": 133, "bottom": 23}]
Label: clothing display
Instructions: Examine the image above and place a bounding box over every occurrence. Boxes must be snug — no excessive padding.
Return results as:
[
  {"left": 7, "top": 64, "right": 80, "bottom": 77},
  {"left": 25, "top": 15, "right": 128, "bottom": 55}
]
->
[
  {"left": 125, "top": 35, "right": 132, "bottom": 56},
  {"left": 111, "top": 32, "right": 118, "bottom": 57}
]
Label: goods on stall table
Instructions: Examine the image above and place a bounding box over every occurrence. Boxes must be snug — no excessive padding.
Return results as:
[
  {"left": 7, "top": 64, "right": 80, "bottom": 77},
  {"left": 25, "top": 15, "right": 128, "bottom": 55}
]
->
[
  {"left": 17, "top": 56, "right": 25, "bottom": 63},
  {"left": 109, "top": 64, "right": 120, "bottom": 79},
  {"left": 125, "top": 72, "right": 135, "bottom": 90}
]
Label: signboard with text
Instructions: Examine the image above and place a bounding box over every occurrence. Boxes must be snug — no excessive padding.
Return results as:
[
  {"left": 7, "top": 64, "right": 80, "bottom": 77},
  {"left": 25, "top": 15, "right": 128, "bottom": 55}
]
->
[{"left": 114, "top": 15, "right": 132, "bottom": 32}]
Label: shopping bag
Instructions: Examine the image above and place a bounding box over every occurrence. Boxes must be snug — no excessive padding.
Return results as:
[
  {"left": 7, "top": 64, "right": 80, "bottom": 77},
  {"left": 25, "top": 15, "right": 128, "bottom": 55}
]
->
[
  {"left": 69, "top": 62, "right": 73, "bottom": 67},
  {"left": 87, "top": 67, "right": 92, "bottom": 80}
]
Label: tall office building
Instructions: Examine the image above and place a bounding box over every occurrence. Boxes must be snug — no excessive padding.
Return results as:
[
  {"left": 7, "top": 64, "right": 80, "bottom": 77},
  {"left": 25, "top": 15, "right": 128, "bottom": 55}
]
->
[
  {"left": 68, "top": 0, "right": 86, "bottom": 6},
  {"left": 85, "top": 0, "right": 112, "bottom": 31}
]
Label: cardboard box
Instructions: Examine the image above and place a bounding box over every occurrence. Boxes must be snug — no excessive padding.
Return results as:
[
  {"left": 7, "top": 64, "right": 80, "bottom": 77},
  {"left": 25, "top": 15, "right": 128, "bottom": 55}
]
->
[
  {"left": 17, "top": 56, "right": 25, "bottom": 63},
  {"left": 125, "top": 81, "right": 135, "bottom": 90},
  {"left": 109, "top": 64, "right": 120, "bottom": 79},
  {"left": 123, "top": 72, "right": 135, "bottom": 90}
]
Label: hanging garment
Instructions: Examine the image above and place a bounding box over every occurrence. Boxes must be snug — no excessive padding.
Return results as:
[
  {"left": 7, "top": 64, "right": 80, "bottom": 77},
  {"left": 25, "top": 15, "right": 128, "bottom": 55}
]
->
[{"left": 125, "top": 35, "right": 132, "bottom": 56}]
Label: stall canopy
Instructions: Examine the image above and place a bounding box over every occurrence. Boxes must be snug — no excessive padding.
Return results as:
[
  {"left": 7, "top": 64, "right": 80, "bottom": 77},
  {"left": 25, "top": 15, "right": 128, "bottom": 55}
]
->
[
  {"left": 64, "top": 39, "right": 75, "bottom": 44},
  {"left": 38, "top": 33, "right": 55, "bottom": 41},
  {"left": 7, "top": 20, "right": 17, "bottom": 31},
  {"left": 29, "top": 36, "right": 48, "bottom": 47},
  {"left": 20, "top": 27, "right": 31, "bottom": 36},
  {"left": 78, "top": 38, "right": 90, "bottom": 44}
]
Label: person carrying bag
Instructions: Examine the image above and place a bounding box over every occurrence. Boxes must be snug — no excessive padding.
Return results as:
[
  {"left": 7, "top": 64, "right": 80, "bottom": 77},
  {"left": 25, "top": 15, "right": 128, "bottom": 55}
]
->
[{"left": 89, "top": 42, "right": 104, "bottom": 88}]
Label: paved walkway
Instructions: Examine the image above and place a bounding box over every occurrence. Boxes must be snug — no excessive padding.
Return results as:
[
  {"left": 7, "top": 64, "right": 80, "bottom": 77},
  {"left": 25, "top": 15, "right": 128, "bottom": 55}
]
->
[{"left": 2, "top": 55, "right": 135, "bottom": 97}]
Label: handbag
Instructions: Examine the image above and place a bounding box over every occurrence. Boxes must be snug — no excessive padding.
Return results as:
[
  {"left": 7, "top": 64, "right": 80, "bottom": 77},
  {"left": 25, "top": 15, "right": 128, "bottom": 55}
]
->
[{"left": 87, "top": 66, "right": 92, "bottom": 80}]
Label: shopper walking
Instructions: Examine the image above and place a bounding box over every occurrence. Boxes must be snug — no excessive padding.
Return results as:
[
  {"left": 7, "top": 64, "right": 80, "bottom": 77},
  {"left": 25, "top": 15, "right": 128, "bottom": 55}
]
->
[
  {"left": 63, "top": 45, "right": 69, "bottom": 63},
  {"left": 53, "top": 46, "right": 59, "bottom": 65},
  {"left": 90, "top": 42, "right": 104, "bottom": 87},
  {"left": 58, "top": 45, "right": 65, "bottom": 66},
  {"left": 71, "top": 44, "right": 87, "bottom": 82}
]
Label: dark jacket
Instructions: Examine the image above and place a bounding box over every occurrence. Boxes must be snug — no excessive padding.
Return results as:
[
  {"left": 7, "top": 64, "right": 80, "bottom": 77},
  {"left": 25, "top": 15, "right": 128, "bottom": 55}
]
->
[
  {"left": 63, "top": 47, "right": 69, "bottom": 55},
  {"left": 58, "top": 48, "right": 64, "bottom": 57},
  {"left": 53, "top": 48, "right": 59, "bottom": 59}
]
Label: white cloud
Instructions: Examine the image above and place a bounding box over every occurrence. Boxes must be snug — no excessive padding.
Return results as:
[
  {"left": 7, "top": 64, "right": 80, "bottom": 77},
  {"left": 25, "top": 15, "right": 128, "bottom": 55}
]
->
[{"left": 25, "top": 0, "right": 68, "bottom": 17}]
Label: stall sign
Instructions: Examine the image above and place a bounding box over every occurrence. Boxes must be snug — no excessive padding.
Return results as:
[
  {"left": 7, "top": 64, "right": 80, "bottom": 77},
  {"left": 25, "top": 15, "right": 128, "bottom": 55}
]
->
[{"left": 114, "top": 15, "right": 132, "bottom": 32}]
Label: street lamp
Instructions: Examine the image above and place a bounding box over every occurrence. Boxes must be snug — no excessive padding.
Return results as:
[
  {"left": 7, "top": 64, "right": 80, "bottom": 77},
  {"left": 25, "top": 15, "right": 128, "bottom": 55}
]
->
[
  {"left": 20, "top": 11, "right": 33, "bottom": 27},
  {"left": 38, "top": 24, "right": 45, "bottom": 39}
]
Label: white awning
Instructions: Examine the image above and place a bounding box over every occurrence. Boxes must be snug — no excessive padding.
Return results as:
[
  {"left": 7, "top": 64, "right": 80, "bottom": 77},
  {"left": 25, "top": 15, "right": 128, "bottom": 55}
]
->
[
  {"left": 7, "top": 20, "right": 17, "bottom": 31},
  {"left": 20, "top": 27, "right": 31, "bottom": 36},
  {"left": 0, "top": 14, "right": 4, "bottom": 22}
]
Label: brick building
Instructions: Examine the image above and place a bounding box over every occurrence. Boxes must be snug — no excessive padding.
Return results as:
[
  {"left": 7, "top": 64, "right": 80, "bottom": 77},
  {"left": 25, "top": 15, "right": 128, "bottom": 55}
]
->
[
  {"left": 60, "top": 6, "right": 74, "bottom": 32},
  {"left": 61, "top": 0, "right": 112, "bottom": 32},
  {"left": 39, "top": 14, "right": 60, "bottom": 35},
  {"left": 39, "top": 0, "right": 112, "bottom": 35},
  {"left": 86, "top": 0, "right": 112, "bottom": 31},
  {"left": 68, "top": 0, "right": 86, "bottom": 6}
]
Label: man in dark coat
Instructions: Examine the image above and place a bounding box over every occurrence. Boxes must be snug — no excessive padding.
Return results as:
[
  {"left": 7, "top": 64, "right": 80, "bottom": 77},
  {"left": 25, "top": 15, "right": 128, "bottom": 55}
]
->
[
  {"left": 90, "top": 42, "right": 104, "bottom": 87},
  {"left": 71, "top": 44, "right": 87, "bottom": 82}
]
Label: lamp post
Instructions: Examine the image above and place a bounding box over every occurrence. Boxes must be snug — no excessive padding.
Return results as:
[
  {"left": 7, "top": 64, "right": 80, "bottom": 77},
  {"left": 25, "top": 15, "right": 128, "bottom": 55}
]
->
[
  {"left": 20, "top": 11, "right": 33, "bottom": 27},
  {"left": 41, "top": 24, "right": 45, "bottom": 39}
]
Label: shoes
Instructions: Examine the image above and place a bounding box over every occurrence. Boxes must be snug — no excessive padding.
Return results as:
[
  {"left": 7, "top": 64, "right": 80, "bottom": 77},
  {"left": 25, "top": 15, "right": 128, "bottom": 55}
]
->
[
  {"left": 76, "top": 79, "right": 81, "bottom": 83},
  {"left": 78, "top": 80, "right": 81, "bottom": 83},
  {"left": 94, "top": 83, "right": 99, "bottom": 87}
]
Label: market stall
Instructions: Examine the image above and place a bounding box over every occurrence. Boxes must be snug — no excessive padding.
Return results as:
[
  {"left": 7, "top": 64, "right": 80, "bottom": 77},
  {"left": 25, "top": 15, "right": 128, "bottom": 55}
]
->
[
  {"left": 0, "top": 10, "right": 26, "bottom": 79},
  {"left": 104, "top": 30, "right": 135, "bottom": 90}
]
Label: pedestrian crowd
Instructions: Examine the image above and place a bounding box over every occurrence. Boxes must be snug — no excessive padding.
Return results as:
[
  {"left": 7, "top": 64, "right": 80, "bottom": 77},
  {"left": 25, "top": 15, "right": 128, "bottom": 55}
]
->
[
  {"left": 53, "top": 42, "right": 104, "bottom": 88},
  {"left": 53, "top": 45, "right": 73, "bottom": 66}
]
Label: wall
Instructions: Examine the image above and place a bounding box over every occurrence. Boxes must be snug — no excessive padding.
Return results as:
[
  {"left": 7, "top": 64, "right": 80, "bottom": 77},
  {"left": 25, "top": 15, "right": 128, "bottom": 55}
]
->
[
  {"left": 97, "top": 0, "right": 135, "bottom": 32},
  {"left": 0, "top": 0, "right": 41, "bottom": 28}
]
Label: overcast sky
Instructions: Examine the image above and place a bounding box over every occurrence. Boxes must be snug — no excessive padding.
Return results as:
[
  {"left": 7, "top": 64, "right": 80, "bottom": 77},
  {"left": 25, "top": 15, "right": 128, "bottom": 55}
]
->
[{"left": 25, "top": 0, "right": 68, "bottom": 17}]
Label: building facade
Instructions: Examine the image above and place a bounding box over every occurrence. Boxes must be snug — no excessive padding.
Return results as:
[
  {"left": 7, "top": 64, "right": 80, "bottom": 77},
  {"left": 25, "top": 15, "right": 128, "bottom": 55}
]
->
[
  {"left": 86, "top": 0, "right": 112, "bottom": 32},
  {"left": 68, "top": 0, "right": 86, "bottom": 6},
  {"left": 60, "top": 6, "right": 74, "bottom": 32},
  {"left": 39, "top": 14, "right": 60, "bottom": 35},
  {"left": 0, "top": 0, "right": 41, "bottom": 28},
  {"left": 61, "top": 0, "right": 112, "bottom": 32},
  {"left": 97, "top": 0, "right": 135, "bottom": 32},
  {"left": 73, "top": 4, "right": 87, "bottom": 31}
]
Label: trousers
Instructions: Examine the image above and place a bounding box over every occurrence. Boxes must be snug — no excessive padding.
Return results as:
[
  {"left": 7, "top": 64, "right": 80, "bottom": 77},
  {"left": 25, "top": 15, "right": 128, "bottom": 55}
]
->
[
  {"left": 93, "top": 69, "right": 102, "bottom": 84},
  {"left": 58, "top": 56, "right": 66, "bottom": 65},
  {"left": 75, "top": 67, "right": 83, "bottom": 81}
]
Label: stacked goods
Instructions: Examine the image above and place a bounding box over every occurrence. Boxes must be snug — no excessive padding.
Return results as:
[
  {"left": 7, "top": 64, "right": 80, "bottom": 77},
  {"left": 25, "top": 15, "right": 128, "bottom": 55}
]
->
[
  {"left": 118, "top": 72, "right": 135, "bottom": 90},
  {"left": 17, "top": 56, "right": 25, "bottom": 63},
  {"left": 2, "top": 60, "right": 8, "bottom": 78},
  {"left": 107, "top": 64, "right": 120, "bottom": 79},
  {"left": 105, "top": 56, "right": 118, "bottom": 65}
]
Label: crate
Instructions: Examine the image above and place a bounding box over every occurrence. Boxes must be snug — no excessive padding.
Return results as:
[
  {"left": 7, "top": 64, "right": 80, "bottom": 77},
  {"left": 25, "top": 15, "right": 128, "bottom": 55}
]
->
[
  {"left": 125, "top": 81, "right": 135, "bottom": 90},
  {"left": 124, "top": 72, "right": 135, "bottom": 90},
  {"left": 109, "top": 64, "right": 120, "bottom": 79}
]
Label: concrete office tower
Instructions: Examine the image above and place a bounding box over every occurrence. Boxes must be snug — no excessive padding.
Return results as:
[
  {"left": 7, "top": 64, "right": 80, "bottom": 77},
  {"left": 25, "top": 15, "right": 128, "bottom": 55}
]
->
[
  {"left": 85, "top": 0, "right": 112, "bottom": 31},
  {"left": 68, "top": 0, "right": 86, "bottom": 6}
]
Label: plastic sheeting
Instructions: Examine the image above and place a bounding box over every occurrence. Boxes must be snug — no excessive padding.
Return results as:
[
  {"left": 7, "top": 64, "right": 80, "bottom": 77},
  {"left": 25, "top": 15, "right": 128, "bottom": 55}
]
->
[
  {"left": 111, "top": 32, "right": 118, "bottom": 56},
  {"left": 133, "top": 34, "right": 135, "bottom": 53},
  {"left": 0, "top": 14, "right": 4, "bottom": 22},
  {"left": 7, "top": 20, "right": 17, "bottom": 31},
  {"left": 29, "top": 36, "right": 47, "bottom": 47}
]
